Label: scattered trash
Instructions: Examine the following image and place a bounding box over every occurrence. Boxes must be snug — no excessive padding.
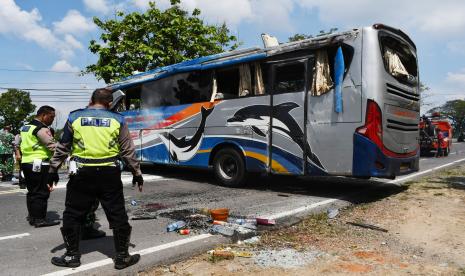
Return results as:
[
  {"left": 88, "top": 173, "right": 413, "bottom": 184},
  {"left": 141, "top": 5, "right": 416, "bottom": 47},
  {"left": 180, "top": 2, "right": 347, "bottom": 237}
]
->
[
  {"left": 212, "top": 250, "right": 235, "bottom": 260},
  {"left": 211, "top": 224, "right": 235, "bottom": 236},
  {"left": 254, "top": 249, "right": 321, "bottom": 268},
  {"left": 327, "top": 208, "right": 339, "bottom": 219},
  {"left": 131, "top": 214, "right": 157, "bottom": 220},
  {"left": 210, "top": 208, "right": 229, "bottom": 221},
  {"left": 169, "top": 264, "right": 176, "bottom": 272},
  {"left": 130, "top": 200, "right": 138, "bottom": 206},
  {"left": 234, "top": 251, "right": 253, "bottom": 258},
  {"left": 381, "top": 241, "right": 387, "bottom": 245},
  {"left": 228, "top": 218, "right": 257, "bottom": 225},
  {"left": 160, "top": 209, "right": 211, "bottom": 231},
  {"left": 346, "top": 222, "right": 388, "bottom": 232},
  {"left": 243, "top": 236, "right": 260, "bottom": 244},
  {"left": 167, "top": 220, "right": 186, "bottom": 232},
  {"left": 179, "top": 229, "right": 190, "bottom": 235},
  {"left": 199, "top": 208, "right": 210, "bottom": 216},
  {"left": 256, "top": 218, "right": 276, "bottom": 225}
]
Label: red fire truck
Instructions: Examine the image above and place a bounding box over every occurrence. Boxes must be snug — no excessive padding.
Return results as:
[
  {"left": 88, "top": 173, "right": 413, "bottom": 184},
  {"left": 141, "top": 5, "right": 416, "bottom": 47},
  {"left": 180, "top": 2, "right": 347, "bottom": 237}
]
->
[{"left": 419, "top": 113, "right": 453, "bottom": 156}]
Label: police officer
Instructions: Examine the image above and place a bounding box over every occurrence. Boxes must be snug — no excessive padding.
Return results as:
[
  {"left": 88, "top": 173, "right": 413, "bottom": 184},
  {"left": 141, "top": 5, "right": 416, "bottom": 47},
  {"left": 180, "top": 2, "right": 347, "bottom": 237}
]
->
[
  {"left": 18, "top": 106, "right": 60, "bottom": 227},
  {"left": 48, "top": 88, "right": 143, "bottom": 269}
]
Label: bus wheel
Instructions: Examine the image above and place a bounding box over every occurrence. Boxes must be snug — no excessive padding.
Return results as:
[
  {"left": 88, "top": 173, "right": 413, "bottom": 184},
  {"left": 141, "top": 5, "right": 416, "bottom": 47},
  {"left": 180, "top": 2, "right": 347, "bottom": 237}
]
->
[{"left": 213, "top": 148, "right": 246, "bottom": 187}]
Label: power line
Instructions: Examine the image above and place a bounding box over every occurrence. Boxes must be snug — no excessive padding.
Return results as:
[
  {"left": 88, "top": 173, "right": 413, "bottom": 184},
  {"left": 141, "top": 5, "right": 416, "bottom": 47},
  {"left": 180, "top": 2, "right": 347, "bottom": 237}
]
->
[{"left": 0, "top": 68, "right": 81, "bottom": 74}]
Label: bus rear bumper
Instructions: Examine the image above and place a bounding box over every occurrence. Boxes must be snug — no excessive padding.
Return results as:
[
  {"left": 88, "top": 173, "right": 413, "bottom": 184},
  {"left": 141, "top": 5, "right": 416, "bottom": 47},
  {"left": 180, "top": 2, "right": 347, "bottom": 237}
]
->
[{"left": 352, "top": 133, "right": 419, "bottom": 179}]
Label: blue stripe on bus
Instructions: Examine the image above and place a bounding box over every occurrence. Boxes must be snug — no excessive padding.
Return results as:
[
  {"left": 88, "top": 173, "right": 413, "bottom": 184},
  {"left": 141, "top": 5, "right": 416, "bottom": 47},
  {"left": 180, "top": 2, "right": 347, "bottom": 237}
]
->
[{"left": 136, "top": 136, "right": 306, "bottom": 175}]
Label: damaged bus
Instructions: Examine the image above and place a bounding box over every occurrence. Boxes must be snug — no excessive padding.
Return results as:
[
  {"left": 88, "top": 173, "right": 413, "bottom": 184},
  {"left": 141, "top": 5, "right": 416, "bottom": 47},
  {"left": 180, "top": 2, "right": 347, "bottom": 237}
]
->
[{"left": 109, "top": 23, "right": 420, "bottom": 187}]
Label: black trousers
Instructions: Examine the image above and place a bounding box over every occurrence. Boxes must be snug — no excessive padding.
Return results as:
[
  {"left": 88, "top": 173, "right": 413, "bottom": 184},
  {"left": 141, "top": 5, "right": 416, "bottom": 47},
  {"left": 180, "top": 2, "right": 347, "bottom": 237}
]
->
[
  {"left": 21, "top": 163, "right": 50, "bottom": 219},
  {"left": 63, "top": 166, "right": 129, "bottom": 229}
]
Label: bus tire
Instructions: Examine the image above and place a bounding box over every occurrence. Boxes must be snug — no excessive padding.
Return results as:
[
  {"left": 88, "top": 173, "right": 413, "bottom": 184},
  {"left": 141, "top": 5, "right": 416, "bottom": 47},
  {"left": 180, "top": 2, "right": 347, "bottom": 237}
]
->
[{"left": 213, "top": 148, "right": 247, "bottom": 188}]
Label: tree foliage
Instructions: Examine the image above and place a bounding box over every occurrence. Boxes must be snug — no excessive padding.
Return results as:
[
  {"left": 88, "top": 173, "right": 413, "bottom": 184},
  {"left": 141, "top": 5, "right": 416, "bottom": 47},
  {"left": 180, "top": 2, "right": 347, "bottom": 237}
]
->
[
  {"left": 428, "top": 99, "right": 465, "bottom": 136},
  {"left": 288, "top": 33, "right": 313, "bottom": 42},
  {"left": 85, "top": 0, "right": 239, "bottom": 83},
  {"left": 0, "top": 89, "right": 36, "bottom": 134},
  {"left": 288, "top": 28, "right": 338, "bottom": 42}
]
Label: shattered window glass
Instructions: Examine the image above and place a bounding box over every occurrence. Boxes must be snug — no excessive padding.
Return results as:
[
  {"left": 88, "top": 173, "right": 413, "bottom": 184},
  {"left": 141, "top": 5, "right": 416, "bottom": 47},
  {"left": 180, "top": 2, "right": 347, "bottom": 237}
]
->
[{"left": 380, "top": 35, "right": 418, "bottom": 85}]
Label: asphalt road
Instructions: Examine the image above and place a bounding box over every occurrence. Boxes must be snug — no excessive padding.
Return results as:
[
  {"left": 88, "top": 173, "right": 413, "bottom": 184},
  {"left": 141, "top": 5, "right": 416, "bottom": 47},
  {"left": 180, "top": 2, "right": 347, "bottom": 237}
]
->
[{"left": 1, "top": 142, "right": 465, "bottom": 276}]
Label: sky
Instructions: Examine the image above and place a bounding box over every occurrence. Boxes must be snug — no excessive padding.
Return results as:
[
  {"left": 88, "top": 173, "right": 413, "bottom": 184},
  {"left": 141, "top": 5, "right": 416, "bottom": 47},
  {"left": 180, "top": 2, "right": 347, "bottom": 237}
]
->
[{"left": 1, "top": 0, "right": 465, "bottom": 127}]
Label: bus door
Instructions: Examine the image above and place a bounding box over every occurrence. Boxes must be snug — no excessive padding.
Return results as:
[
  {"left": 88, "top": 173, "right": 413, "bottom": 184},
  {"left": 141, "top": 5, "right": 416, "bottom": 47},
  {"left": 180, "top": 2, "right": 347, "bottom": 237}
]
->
[{"left": 269, "top": 58, "right": 310, "bottom": 175}]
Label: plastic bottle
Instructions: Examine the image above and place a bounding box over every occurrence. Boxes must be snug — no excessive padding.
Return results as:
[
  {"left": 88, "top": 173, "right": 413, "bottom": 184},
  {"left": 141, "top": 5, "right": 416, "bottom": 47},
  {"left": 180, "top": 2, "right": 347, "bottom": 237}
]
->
[
  {"left": 227, "top": 218, "right": 257, "bottom": 225},
  {"left": 167, "top": 221, "right": 186, "bottom": 232}
]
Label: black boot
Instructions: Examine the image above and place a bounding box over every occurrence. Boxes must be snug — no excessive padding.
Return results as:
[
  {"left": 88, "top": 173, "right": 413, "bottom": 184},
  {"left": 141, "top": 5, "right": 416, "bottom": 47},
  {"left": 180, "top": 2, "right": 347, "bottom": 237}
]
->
[
  {"left": 33, "top": 218, "right": 60, "bottom": 228},
  {"left": 81, "top": 225, "right": 106, "bottom": 240},
  {"left": 51, "top": 227, "right": 81, "bottom": 268},
  {"left": 113, "top": 225, "right": 140, "bottom": 270}
]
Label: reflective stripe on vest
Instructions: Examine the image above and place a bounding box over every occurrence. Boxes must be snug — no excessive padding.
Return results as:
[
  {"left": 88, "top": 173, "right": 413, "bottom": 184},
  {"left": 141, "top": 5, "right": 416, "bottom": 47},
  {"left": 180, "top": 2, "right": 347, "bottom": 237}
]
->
[
  {"left": 71, "top": 115, "right": 121, "bottom": 166},
  {"left": 20, "top": 124, "right": 52, "bottom": 164}
]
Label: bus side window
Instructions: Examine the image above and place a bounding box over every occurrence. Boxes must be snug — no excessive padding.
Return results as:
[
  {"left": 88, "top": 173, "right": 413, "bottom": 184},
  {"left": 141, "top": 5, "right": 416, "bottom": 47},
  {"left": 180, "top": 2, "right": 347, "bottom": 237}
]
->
[
  {"left": 216, "top": 67, "right": 240, "bottom": 100},
  {"left": 273, "top": 62, "right": 306, "bottom": 94},
  {"left": 173, "top": 71, "right": 212, "bottom": 104},
  {"left": 123, "top": 86, "right": 141, "bottom": 111}
]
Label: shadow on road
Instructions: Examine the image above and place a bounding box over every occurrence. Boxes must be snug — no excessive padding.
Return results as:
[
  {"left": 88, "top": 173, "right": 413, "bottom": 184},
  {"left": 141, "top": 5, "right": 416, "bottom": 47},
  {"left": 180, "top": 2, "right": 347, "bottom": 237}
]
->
[
  {"left": 141, "top": 164, "right": 407, "bottom": 206},
  {"left": 50, "top": 236, "right": 115, "bottom": 258}
]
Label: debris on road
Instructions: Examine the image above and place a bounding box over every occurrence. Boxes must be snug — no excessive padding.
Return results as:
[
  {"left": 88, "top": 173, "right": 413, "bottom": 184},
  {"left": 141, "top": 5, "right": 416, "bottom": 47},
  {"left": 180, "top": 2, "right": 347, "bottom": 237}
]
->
[
  {"left": 242, "top": 236, "right": 260, "bottom": 245},
  {"left": 211, "top": 224, "right": 235, "bottom": 236},
  {"left": 131, "top": 214, "right": 157, "bottom": 220},
  {"left": 327, "top": 208, "right": 339, "bottom": 219},
  {"left": 212, "top": 250, "right": 235, "bottom": 260},
  {"left": 130, "top": 199, "right": 137, "bottom": 206},
  {"left": 167, "top": 220, "right": 186, "bottom": 232},
  {"left": 256, "top": 218, "right": 276, "bottom": 225},
  {"left": 179, "top": 229, "right": 190, "bottom": 235},
  {"left": 210, "top": 208, "right": 229, "bottom": 221},
  {"left": 346, "top": 221, "right": 388, "bottom": 232}
]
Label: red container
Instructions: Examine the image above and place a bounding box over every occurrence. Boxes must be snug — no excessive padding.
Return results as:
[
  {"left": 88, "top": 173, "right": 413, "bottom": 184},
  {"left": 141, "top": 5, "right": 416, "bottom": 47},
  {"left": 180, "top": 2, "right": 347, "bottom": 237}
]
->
[
  {"left": 179, "top": 229, "right": 190, "bottom": 235},
  {"left": 210, "top": 208, "right": 229, "bottom": 221}
]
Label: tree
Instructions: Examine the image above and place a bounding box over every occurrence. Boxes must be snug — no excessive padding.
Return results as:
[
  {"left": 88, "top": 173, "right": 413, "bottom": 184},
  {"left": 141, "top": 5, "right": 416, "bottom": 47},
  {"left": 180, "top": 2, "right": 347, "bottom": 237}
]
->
[
  {"left": 85, "top": 0, "right": 239, "bottom": 83},
  {"left": 0, "top": 89, "right": 36, "bottom": 134},
  {"left": 428, "top": 99, "right": 465, "bottom": 136},
  {"left": 419, "top": 82, "right": 431, "bottom": 109},
  {"left": 288, "top": 33, "right": 313, "bottom": 42}
]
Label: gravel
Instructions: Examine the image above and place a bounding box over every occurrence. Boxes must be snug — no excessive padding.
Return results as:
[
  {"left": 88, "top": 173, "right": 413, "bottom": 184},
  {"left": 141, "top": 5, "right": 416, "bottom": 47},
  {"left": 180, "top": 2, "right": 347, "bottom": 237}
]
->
[{"left": 254, "top": 248, "right": 321, "bottom": 268}]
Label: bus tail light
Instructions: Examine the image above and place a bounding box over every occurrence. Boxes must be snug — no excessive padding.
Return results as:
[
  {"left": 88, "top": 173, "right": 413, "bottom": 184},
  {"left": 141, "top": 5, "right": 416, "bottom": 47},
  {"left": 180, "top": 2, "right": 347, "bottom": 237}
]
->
[
  {"left": 357, "top": 100, "right": 383, "bottom": 149},
  {"left": 357, "top": 100, "right": 418, "bottom": 158}
]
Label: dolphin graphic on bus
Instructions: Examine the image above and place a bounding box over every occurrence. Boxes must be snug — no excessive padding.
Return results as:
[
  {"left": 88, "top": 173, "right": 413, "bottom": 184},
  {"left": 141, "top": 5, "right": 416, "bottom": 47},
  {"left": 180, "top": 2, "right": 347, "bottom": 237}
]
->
[
  {"left": 227, "top": 102, "right": 324, "bottom": 169},
  {"left": 159, "top": 106, "right": 214, "bottom": 162}
]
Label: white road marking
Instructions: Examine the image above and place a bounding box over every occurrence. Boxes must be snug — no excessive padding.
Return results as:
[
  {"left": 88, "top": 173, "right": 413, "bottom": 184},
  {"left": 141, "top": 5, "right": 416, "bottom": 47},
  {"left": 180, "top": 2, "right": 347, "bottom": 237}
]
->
[
  {"left": 267, "top": 198, "right": 339, "bottom": 220},
  {"left": 260, "top": 157, "right": 465, "bottom": 220},
  {"left": 0, "top": 189, "right": 27, "bottom": 195},
  {"left": 0, "top": 233, "right": 30, "bottom": 241},
  {"left": 389, "top": 157, "right": 465, "bottom": 184},
  {"left": 0, "top": 175, "right": 170, "bottom": 195},
  {"left": 41, "top": 234, "right": 212, "bottom": 276},
  {"left": 53, "top": 174, "right": 169, "bottom": 189}
]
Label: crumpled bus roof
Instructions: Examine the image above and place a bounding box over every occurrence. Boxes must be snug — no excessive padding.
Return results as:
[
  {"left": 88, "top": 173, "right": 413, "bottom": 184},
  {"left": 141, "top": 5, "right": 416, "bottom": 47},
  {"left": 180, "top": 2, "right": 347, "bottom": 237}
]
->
[{"left": 109, "top": 29, "right": 358, "bottom": 90}]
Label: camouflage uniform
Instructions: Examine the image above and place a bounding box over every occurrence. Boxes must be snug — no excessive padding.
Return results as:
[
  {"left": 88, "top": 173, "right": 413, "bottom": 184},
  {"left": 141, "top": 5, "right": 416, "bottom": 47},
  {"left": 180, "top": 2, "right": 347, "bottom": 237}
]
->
[{"left": 0, "top": 129, "right": 15, "bottom": 181}]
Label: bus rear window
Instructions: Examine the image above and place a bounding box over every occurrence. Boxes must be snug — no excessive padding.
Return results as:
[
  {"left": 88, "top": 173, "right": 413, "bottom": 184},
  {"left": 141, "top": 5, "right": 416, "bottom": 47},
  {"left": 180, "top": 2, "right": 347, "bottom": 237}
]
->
[{"left": 380, "top": 35, "right": 417, "bottom": 85}]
